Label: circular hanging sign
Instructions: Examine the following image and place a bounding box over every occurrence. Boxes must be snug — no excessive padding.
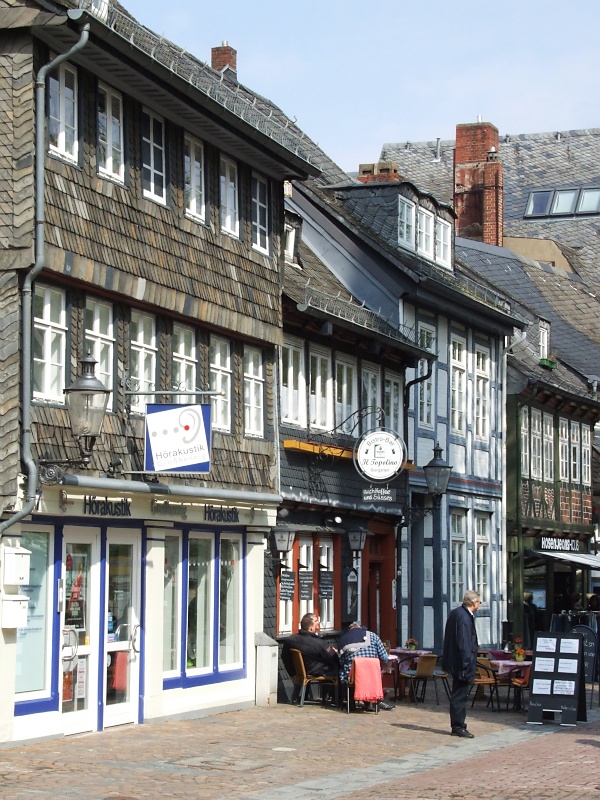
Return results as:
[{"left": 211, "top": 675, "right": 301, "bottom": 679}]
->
[{"left": 354, "top": 428, "right": 407, "bottom": 482}]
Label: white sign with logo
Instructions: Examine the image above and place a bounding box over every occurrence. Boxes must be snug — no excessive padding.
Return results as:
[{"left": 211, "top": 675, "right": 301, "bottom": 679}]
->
[{"left": 354, "top": 428, "right": 407, "bottom": 482}]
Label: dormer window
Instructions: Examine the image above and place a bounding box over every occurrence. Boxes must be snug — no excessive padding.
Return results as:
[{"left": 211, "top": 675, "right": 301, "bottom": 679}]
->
[
  {"left": 398, "top": 197, "right": 415, "bottom": 249},
  {"left": 435, "top": 219, "right": 451, "bottom": 267},
  {"left": 539, "top": 320, "right": 549, "bottom": 360},
  {"left": 417, "top": 208, "right": 434, "bottom": 258},
  {"left": 284, "top": 224, "right": 296, "bottom": 263}
]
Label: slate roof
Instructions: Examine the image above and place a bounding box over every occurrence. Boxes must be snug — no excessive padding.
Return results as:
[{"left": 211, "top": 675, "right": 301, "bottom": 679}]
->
[
  {"left": 381, "top": 128, "right": 600, "bottom": 282},
  {"left": 456, "top": 237, "right": 600, "bottom": 399},
  {"left": 50, "top": 0, "right": 353, "bottom": 187}
]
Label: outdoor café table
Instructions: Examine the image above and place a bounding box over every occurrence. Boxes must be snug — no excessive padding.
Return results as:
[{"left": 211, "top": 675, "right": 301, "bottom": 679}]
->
[
  {"left": 389, "top": 649, "right": 433, "bottom": 700},
  {"left": 490, "top": 659, "right": 532, "bottom": 677}
]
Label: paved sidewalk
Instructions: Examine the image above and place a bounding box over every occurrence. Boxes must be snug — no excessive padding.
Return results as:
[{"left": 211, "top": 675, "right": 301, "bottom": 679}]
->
[{"left": 0, "top": 692, "right": 598, "bottom": 800}]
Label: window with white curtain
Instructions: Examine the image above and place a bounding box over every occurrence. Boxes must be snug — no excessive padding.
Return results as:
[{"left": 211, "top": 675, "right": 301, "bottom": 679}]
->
[
  {"left": 521, "top": 408, "right": 530, "bottom": 479},
  {"left": 281, "top": 339, "right": 306, "bottom": 426},
  {"left": 450, "top": 510, "right": 466, "bottom": 606},
  {"left": 33, "top": 285, "right": 67, "bottom": 402},
  {"left": 450, "top": 336, "right": 466, "bottom": 434},
  {"left": 361, "top": 363, "right": 380, "bottom": 431},
  {"left": 84, "top": 298, "right": 114, "bottom": 399},
  {"left": 172, "top": 323, "right": 197, "bottom": 404},
  {"left": 559, "top": 417, "right": 569, "bottom": 481},
  {"left": 220, "top": 156, "right": 239, "bottom": 236},
  {"left": 184, "top": 135, "right": 205, "bottom": 221},
  {"left": 309, "top": 346, "right": 332, "bottom": 430},
  {"left": 335, "top": 356, "right": 357, "bottom": 435},
  {"left": 209, "top": 336, "right": 231, "bottom": 432},
  {"left": 243, "top": 346, "right": 264, "bottom": 437},
  {"left": 130, "top": 311, "right": 156, "bottom": 413},
  {"left": 474, "top": 347, "right": 489, "bottom": 439},
  {"left": 543, "top": 412, "right": 554, "bottom": 482},
  {"left": 530, "top": 408, "right": 542, "bottom": 479},
  {"left": 97, "top": 85, "right": 123, "bottom": 182},
  {"left": 48, "top": 62, "right": 78, "bottom": 162}
]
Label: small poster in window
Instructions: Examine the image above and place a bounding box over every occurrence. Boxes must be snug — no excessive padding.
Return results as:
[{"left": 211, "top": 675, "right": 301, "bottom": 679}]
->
[{"left": 299, "top": 572, "right": 313, "bottom": 601}]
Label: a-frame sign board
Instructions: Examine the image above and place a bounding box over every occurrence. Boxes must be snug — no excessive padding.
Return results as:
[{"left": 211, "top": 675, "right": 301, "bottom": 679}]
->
[{"left": 528, "top": 631, "right": 587, "bottom": 726}]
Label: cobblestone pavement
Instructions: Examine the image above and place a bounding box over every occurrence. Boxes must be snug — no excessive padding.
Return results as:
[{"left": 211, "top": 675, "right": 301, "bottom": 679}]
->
[{"left": 0, "top": 691, "right": 598, "bottom": 800}]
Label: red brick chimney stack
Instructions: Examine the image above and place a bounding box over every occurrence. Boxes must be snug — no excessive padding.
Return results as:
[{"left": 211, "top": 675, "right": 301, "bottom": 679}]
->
[
  {"left": 211, "top": 41, "right": 237, "bottom": 74},
  {"left": 454, "top": 121, "right": 503, "bottom": 247}
]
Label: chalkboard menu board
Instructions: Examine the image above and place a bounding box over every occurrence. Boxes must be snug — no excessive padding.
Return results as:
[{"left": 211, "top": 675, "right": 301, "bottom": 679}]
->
[
  {"left": 319, "top": 570, "right": 333, "bottom": 600},
  {"left": 280, "top": 570, "right": 296, "bottom": 602},
  {"left": 528, "top": 631, "right": 586, "bottom": 726},
  {"left": 298, "top": 572, "right": 313, "bottom": 601},
  {"left": 569, "top": 624, "right": 597, "bottom": 686}
]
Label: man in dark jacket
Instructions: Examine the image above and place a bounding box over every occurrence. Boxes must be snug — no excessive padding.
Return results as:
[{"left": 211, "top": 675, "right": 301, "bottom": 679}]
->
[
  {"left": 281, "top": 613, "right": 339, "bottom": 680},
  {"left": 442, "top": 590, "right": 480, "bottom": 738}
]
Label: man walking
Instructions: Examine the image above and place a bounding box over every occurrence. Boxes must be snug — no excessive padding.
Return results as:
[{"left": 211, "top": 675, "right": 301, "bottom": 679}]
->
[{"left": 442, "top": 590, "right": 480, "bottom": 738}]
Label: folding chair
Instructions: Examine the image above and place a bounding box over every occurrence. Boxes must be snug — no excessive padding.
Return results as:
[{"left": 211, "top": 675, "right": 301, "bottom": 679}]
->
[{"left": 289, "top": 648, "right": 339, "bottom": 707}]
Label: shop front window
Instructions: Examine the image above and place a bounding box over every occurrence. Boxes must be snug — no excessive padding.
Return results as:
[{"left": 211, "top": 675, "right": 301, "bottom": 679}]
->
[
  {"left": 163, "top": 535, "right": 181, "bottom": 674},
  {"left": 187, "top": 536, "right": 213, "bottom": 671},
  {"left": 15, "top": 529, "right": 52, "bottom": 696},
  {"left": 219, "top": 536, "right": 242, "bottom": 668}
]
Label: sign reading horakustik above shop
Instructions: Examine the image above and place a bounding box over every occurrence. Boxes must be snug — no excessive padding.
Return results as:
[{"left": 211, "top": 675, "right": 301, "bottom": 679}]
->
[
  {"left": 144, "top": 404, "right": 211, "bottom": 473},
  {"left": 83, "top": 496, "right": 132, "bottom": 516}
]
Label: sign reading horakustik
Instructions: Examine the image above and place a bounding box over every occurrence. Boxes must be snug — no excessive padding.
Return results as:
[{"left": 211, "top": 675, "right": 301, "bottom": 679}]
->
[
  {"left": 144, "top": 404, "right": 211, "bottom": 473},
  {"left": 354, "top": 428, "right": 407, "bottom": 483}
]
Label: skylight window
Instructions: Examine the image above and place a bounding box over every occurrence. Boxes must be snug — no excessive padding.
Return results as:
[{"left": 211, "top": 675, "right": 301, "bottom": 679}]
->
[
  {"left": 525, "top": 188, "right": 600, "bottom": 218},
  {"left": 551, "top": 190, "right": 577, "bottom": 215},
  {"left": 578, "top": 188, "right": 600, "bottom": 214},
  {"left": 525, "top": 191, "right": 552, "bottom": 216}
]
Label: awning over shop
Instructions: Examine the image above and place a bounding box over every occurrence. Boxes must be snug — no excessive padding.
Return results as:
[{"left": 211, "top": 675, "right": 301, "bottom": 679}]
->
[{"left": 529, "top": 550, "right": 600, "bottom": 569}]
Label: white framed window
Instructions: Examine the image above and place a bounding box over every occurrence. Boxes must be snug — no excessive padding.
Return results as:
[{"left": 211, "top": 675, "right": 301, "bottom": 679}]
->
[
  {"left": 398, "top": 196, "right": 415, "bottom": 248},
  {"left": 284, "top": 224, "right": 296, "bottom": 263},
  {"left": 361, "top": 363, "right": 380, "bottom": 431},
  {"left": 172, "top": 323, "right": 197, "bottom": 404},
  {"left": 417, "top": 208, "right": 434, "bottom": 258},
  {"left": 220, "top": 156, "right": 239, "bottom": 236},
  {"left": 141, "top": 108, "right": 166, "bottom": 203},
  {"left": 335, "top": 355, "right": 358, "bottom": 435},
  {"left": 281, "top": 338, "right": 306, "bottom": 427},
  {"left": 298, "top": 535, "right": 314, "bottom": 621},
  {"left": 582, "top": 425, "right": 591, "bottom": 486},
  {"left": 163, "top": 533, "right": 181, "bottom": 675},
  {"left": 418, "top": 324, "right": 435, "bottom": 427},
  {"left": 318, "top": 536, "right": 334, "bottom": 631},
  {"left": 539, "top": 321, "right": 550, "bottom": 360},
  {"left": 543, "top": 412, "right": 554, "bottom": 482},
  {"left": 559, "top": 417, "right": 569, "bottom": 481},
  {"left": 521, "top": 408, "right": 530, "bottom": 479},
  {"left": 251, "top": 174, "right": 269, "bottom": 253},
  {"left": 309, "top": 346, "right": 332, "bottom": 431},
  {"left": 219, "top": 534, "right": 243, "bottom": 669},
  {"left": 184, "top": 135, "right": 205, "bottom": 221},
  {"left": 130, "top": 311, "right": 156, "bottom": 413},
  {"left": 475, "top": 515, "right": 490, "bottom": 605},
  {"left": 97, "top": 84, "right": 124, "bottom": 182},
  {"left": 84, "top": 298, "right": 114, "bottom": 398},
  {"left": 33, "top": 285, "right": 67, "bottom": 401},
  {"left": 474, "top": 348, "right": 489, "bottom": 439},
  {"left": 243, "top": 346, "right": 264, "bottom": 437},
  {"left": 48, "top": 62, "right": 78, "bottom": 162},
  {"left": 570, "top": 422, "right": 580, "bottom": 483},
  {"left": 435, "top": 218, "right": 451, "bottom": 267},
  {"left": 450, "top": 510, "right": 466, "bottom": 606},
  {"left": 530, "top": 408, "right": 542, "bottom": 480},
  {"left": 450, "top": 336, "right": 466, "bottom": 434},
  {"left": 209, "top": 336, "right": 232, "bottom": 433},
  {"left": 384, "top": 372, "right": 402, "bottom": 433},
  {"left": 187, "top": 534, "right": 214, "bottom": 673}
]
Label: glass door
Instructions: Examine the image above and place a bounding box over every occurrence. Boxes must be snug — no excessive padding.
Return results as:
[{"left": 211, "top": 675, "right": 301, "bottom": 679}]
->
[
  {"left": 104, "top": 529, "right": 141, "bottom": 728},
  {"left": 61, "top": 528, "right": 100, "bottom": 735}
]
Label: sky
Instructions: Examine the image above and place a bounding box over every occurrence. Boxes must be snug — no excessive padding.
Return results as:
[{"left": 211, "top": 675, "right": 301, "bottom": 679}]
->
[{"left": 120, "top": 0, "right": 600, "bottom": 173}]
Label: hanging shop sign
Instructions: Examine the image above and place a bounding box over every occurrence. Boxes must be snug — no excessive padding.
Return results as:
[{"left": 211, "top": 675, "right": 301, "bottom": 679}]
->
[
  {"left": 539, "top": 536, "right": 583, "bottom": 553},
  {"left": 354, "top": 428, "right": 407, "bottom": 483},
  {"left": 144, "top": 404, "right": 211, "bottom": 473},
  {"left": 362, "top": 487, "right": 397, "bottom": 502}
]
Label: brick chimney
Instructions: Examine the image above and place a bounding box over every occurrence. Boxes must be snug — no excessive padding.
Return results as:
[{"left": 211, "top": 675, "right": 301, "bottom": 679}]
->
[
  {"left": 211, "top": 41, "right": 237, "bottom": 78},
  {"left": 357, "top": 161, "right": 402, "bottom": 184},
  {"left": 454, "top": 121, "right": 503, "bottom": 246}
]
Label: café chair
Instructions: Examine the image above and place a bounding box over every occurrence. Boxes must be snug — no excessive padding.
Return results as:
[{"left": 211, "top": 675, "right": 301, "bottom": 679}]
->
[
  {"left": 398, "top": 653, "right": 439, "bottom": 703},
  {"left": 505, "top": 665, "right": 531, "bottom": 711},
  {"left": 433, "top": 656, "right": 451, "bottom": 702},
  {"left": 289, "top": 648, "right": 339, "bottom": 708},
  {"left": 344, "top": 656, "right": 384, "bottom": 714},
  {"left": 469, "top": 658, "right": 501, "bottom": 711}
]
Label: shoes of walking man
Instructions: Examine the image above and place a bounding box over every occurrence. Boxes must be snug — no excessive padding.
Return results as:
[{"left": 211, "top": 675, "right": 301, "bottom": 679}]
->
[{"left": 451, "top": 727, "right": 474, "bottom": 738}]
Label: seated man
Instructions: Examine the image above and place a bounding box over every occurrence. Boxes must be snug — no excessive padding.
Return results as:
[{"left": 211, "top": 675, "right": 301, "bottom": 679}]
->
[
  {"left": 338, "top": 622, "right": 394, "bottom": 711},
  {"left": 281, "top": 613, "right": 339, "bottom": 701}
]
